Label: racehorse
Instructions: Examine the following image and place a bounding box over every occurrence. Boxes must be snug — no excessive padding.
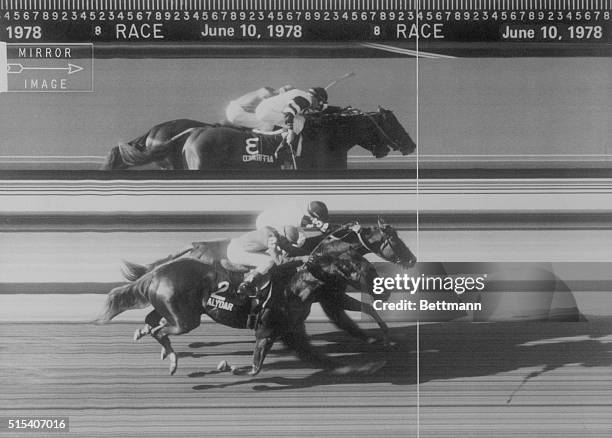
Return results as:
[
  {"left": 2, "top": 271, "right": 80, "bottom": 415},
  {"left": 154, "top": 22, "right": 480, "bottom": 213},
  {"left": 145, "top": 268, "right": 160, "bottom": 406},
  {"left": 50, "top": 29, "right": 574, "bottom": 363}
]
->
[
  {"left": 100, "top": 108, "right": 416, "bottom": 171},
  {"left": 121, "top": 219, "right": 416, "bottom": 346},
  {"left": 97, "top": 221, "right": 416, "bottom": 375},
  {"left": 100, "top": 119, "right": 212, "bottom": 170}
]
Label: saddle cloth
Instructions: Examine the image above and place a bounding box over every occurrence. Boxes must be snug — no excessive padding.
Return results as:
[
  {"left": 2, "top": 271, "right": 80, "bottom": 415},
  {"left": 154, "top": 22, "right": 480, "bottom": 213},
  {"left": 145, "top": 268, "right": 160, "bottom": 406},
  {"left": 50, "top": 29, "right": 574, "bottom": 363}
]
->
[{"left": 204, "top": 288, "right": 250, "bottom": 329}]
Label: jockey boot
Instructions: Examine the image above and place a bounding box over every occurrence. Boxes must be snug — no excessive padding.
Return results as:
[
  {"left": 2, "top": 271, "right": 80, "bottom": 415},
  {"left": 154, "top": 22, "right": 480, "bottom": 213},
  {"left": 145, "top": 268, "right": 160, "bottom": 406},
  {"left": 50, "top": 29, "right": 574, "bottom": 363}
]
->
[
  {"left": 246, "top": 298, "right": 261, "bottom": 330},
  {"left": 236, "top": 280, "right": 259, "bottom": 329},
  {"left": 237, "top": 272, "right": 267, "bottom": 329}
]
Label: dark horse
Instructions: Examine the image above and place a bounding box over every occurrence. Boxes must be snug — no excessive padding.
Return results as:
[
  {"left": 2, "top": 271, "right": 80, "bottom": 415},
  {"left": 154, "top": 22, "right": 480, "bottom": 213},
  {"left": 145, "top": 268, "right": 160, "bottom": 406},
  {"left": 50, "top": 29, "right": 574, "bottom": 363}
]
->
[
  {"left": 97, "top": 221, "right": 416, "bottom": 375},
  {"left": 100, "top": 108, "right": 416, "bottom": 170},
  {"left": 121, "top": 220, "right": 416, "bottom": 347}
]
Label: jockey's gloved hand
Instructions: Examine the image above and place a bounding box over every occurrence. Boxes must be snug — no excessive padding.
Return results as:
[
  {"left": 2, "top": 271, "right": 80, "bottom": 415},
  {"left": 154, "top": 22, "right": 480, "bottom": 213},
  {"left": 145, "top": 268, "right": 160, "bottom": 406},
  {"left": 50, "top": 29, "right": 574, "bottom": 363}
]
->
[{"left": 266, "top": 236, "right": 278, "bottom": 249}]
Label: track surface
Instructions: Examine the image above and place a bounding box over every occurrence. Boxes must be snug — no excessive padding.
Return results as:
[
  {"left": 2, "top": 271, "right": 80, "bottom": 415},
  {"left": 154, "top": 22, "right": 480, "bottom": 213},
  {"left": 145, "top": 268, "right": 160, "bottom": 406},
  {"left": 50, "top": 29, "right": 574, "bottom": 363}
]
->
[
  {"left": 2, "top": 226, "right": 612, "bottom": 435},
  {"left": 1, "top": 320, "right": 611, "bottom": 437}
]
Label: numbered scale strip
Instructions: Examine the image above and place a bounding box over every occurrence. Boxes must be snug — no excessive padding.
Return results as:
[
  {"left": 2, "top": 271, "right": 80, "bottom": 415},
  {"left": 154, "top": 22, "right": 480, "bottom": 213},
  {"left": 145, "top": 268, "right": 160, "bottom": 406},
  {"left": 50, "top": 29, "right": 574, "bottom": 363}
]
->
[{"left": 1, "top": 0, "right": 611, "bottom": 10}]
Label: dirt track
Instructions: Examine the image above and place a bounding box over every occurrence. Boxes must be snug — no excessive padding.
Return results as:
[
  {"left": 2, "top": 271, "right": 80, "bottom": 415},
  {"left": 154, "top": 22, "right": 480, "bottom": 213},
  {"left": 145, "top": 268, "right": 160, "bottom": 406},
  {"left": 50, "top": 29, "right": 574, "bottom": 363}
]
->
[{"left": 1, "top": 319, "right": 611, "bottom": 437}]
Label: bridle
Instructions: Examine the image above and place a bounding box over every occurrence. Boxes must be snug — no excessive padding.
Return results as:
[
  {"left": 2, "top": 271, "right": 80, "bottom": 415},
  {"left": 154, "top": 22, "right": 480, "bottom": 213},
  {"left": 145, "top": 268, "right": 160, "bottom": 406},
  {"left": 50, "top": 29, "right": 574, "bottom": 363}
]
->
[
  {"left": 314, "top": 223, "right": 404, "bottom": 264},
  {"left": 374, "top": 228, "right": 405, "bottom": 264}
]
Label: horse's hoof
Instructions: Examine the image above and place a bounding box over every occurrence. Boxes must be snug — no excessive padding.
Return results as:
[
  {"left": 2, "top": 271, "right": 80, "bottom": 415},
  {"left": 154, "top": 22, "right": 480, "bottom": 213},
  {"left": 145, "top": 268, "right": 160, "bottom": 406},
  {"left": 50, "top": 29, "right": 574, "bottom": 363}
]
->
[
  {"left": 248, "top": 366, "right": 261, "bottom": 376},
  {"left": 169, "top": 353, "right": 177, "bottom": 375},
  {"left": 133, "top": 329, "right": 144, "bottom": 342},
  {"left": 217, "top": 360, "right": 231, "bottom": 372},
  {"left": 366, "top": 337, "right": 379, "bottom": 345}
]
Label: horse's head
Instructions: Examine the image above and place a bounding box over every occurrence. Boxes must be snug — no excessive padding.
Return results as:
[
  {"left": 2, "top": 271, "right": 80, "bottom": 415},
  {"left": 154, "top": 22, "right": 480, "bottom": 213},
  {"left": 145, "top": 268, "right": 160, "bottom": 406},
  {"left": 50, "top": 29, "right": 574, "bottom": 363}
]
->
[
  {"left": 368, "top": 218, "right": 417, "bottom": 269},
  {"left": 371, "top": 107, "right": 417, "bottom": 156},
  {"left": 100, "top": 145, "right": 129, "bottom": 170},
  {"left": 322, "top": 220, "right": 417, "bottom": 269}
]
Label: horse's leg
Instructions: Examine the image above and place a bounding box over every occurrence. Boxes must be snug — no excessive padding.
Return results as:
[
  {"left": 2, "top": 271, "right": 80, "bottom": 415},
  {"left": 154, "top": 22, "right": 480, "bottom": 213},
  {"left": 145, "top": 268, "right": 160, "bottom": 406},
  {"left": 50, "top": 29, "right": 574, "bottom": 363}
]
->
[
  {"left": 149, "top": 299, "right": 203, "bottom": 375},
  {"left": 151, "top": 331, "right": 174, "bottom": 363},
  {"left": 148, "top": 324, "right": 180, "bottom": 376},
  {"left": 279, "top": 323, "right": 336, "bottom": 370},
  {"left": 249, "top": 308, "right": 275, "bottom": 376},
  {"left": 320, "top": 299, "right": 373, "bottom": 344},
  {"left": 332, "top": 294, "right": 390, "bottom": 346},
  {"left": 250, "top": 336, "right": 275, "bottom": 376},
  {"left": 134, "top": 310, "right": 164, "bottom": 341}
]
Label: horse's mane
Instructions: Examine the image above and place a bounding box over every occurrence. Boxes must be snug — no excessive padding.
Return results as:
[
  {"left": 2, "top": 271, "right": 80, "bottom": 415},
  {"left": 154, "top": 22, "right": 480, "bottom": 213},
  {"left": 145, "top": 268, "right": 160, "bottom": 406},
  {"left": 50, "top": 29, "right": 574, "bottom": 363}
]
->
[
  {"left": 117, "top": 141, "right": 153, "bottom": 166},
  {"left": 305, "top": 108, "right": 380, "bottom": 126},
  {"left": 301, "top": 110, "right": 387, "bottom": 142},
  {"left": 307, "top": 222, "right": 364, "bottom": 256}
]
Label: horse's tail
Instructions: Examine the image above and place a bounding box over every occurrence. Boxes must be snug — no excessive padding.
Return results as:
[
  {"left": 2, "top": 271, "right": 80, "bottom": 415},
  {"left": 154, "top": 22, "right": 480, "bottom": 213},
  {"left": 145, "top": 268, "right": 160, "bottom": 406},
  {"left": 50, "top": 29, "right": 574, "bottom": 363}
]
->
[
  {"left": 95, "top": 279, "right": 151, "bottom": 324},
  {"left": 100, "top": 145, "right": 128, "bottom": 170},
  {"left": 121, "top": 247, "right": 193, "bottom": 282},
  {"left": 121, "top": 260, "right": 148, "bottom": 282},
  {"left": 115, "top": 128, "right": 199, "bottom": 168},
  {"left": 147, "top": 128, "right": 200, "bottom": 161}
]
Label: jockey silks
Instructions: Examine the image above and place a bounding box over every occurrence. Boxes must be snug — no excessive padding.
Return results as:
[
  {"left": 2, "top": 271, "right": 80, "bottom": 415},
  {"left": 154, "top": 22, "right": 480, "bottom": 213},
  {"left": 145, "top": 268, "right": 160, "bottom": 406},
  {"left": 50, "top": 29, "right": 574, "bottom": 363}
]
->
[
  {"left": 225, "top": 87, "right": 276, "bottom": 130},
  {"left": 255, "top": 89, "right": 315, "bottom": 133}
]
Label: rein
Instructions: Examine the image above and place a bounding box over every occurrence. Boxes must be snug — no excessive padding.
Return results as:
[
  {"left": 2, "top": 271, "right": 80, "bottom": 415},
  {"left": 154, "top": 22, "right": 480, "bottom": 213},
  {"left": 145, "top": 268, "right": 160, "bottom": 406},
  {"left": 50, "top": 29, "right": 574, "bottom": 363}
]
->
[
  {"left": 309, "top": 224, "right": 398, "bottom": 263},
  {"left": 307, "top": 225, "right": 355, "bottom": 257},
  {"left": 355, "top": 227, "right": 404, "bottom": 264}
]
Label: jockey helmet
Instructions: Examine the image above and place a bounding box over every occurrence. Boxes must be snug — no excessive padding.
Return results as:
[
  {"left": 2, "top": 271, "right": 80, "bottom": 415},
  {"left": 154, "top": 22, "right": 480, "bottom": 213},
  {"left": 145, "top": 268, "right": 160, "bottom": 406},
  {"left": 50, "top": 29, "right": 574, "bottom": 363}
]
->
[
  {"left": 282, "top": 225, "right": 301, "bottom": 244},
  {"left": 308, "top": 87, "right": 328, "bottom": 104},
  {"left": 307, "top": 201, "right": 329, "bottom": 221}
]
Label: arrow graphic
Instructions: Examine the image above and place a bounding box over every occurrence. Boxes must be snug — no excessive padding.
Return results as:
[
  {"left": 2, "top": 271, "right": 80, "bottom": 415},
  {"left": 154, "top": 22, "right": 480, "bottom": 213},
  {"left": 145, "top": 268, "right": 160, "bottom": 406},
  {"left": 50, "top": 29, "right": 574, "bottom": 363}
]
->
[{"left": 7, "top": 63, "right": 84, "bottom": 75}]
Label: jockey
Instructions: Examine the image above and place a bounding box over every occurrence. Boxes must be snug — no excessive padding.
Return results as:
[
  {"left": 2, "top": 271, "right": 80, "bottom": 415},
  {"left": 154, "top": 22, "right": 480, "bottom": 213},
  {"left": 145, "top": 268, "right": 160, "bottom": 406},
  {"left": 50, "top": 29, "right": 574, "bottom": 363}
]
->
[
  {"left": 254, "top": 87, "right": 329, "bottom": 144},
  {"left": 225, "top": 85, "right": 294, "bottom": 130},
  {"left": 227, "top": 224, "right": 308, "bottom": 298},
  {"left": 255, "top": 200, "right": 330, "bottom": 234}
]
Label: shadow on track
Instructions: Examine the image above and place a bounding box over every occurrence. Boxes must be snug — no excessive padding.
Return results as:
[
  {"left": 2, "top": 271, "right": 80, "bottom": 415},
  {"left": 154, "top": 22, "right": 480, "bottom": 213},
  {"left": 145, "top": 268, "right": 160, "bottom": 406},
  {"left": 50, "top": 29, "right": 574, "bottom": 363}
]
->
[
  {"left": 189, "top": 318, "right": 612, "bottom": 392},
  {"left": 188, "top": 340, "right": 251, "bottom": 349}
]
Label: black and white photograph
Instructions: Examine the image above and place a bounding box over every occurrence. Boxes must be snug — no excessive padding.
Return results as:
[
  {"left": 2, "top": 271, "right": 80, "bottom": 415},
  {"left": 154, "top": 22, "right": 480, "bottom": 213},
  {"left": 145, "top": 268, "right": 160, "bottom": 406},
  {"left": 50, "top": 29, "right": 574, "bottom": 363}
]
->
[
  {"left": 1, "top": 0, "right": 611, "bottom": 437},
  {"left": 0, "top": 55, "right": 417, "bottom": 172}
]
